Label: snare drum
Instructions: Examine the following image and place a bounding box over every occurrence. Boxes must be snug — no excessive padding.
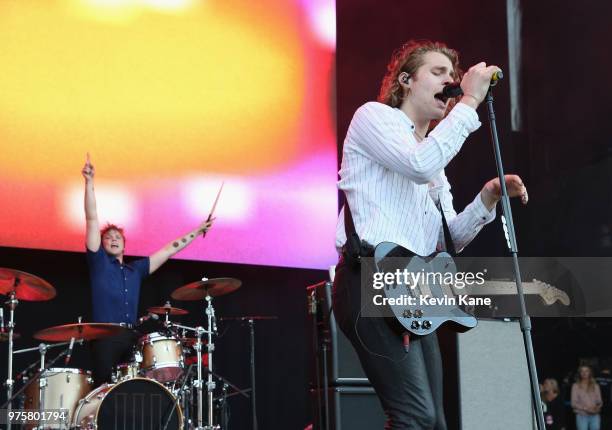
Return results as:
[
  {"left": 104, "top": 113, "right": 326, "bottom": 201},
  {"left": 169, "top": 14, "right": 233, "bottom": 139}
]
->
[
  {"left": 112, "top": 362, "right": 140, "bottom": 382},
  {"left": 138, "top": 332, "right": 184, "bottom": 382},
  {"left": 24, "top": 368, "right": 93, "bottom": 429},
  {"left": 72, "top": 377, "right": 183, "bottom": 430}
]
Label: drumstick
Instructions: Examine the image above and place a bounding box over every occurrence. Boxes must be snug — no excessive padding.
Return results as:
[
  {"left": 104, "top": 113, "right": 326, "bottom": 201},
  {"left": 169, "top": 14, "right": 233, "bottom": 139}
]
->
[{"left": 202, "top": 182, "right": 224, "bottom": 238}]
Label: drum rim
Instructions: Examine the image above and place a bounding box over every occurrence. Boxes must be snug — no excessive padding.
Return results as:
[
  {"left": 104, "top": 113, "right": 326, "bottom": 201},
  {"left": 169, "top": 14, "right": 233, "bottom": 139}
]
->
[
  {"left": 115, "top": 362, "right": 139, "bottom": 369},
  {"left": 43, "top": 367, "right": 92, "bottom": 376},
  {"left": 139, "top": 331, "right": 180, "bottom": 342},
  {"left": 73, "top": 377, "right": 183, "bottom": 429}
]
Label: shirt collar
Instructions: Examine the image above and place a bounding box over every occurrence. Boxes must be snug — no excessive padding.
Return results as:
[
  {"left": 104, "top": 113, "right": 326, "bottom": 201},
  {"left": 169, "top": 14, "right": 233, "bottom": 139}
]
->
[
  {"left": 106, "top": 253, "right": 134, "bottom": 270},
  {"left": 394, "top": 107, "right": 416, "bottom": 132}
]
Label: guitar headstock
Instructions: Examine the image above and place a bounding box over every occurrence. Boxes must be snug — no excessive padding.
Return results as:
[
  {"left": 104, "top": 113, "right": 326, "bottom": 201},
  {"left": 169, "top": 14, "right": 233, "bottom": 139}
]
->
[{"left": 531, "top": 279, "right": 570, "bottom": 306}]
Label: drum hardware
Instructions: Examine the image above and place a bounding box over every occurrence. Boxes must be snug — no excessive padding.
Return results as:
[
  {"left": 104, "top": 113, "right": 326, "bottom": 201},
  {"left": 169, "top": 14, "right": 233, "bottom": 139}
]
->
[
  {"left": 162, "top": 363, "right": 195, "bottom": 430},
  {"left": 165, "top": 321, "right": 212, "bottom": 429},
  {"left": 1, "top": 268, "right": 56, "bottom": 430},
  {"left": 148, "top": 301, "right": 189, "bottom": 326},
  {"left": 2, "top": 339, "right": 85, "bottom": 429},
  {"left": 170, "top": 276, "right": 242, "bottom": 430}
]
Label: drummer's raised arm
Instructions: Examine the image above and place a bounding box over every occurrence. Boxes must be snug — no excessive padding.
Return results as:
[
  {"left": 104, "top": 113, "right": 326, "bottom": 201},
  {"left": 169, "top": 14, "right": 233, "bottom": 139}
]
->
[
  {"left": 82, "top": 153, "right": 100, "bottom": 252},
  {"left": 148, "top": 218, "right": 215, "bottom": 275}
]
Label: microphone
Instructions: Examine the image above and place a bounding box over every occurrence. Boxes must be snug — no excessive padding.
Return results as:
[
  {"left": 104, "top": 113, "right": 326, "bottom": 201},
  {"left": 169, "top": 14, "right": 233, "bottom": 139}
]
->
[
  {"left": 138, "top": 312, "right": 160, "bottom": 325},
  {"left": 65, "top": 337, "right": 76, "bottom": 365},
  {"left": 490, "top": 70, "right": 504, "bottom": 86},
  {"left": 441, "top": 69, "right": 505, "bottom": 99},
  {"left": 442, "top": 83, "right": 463, "bottom": 99}
]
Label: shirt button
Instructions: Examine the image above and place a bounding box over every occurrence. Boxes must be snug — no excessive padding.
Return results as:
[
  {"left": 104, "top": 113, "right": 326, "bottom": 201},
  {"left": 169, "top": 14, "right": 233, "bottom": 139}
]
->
[{"left": 124, "top": 289, "right": 127, "bottom": 292}]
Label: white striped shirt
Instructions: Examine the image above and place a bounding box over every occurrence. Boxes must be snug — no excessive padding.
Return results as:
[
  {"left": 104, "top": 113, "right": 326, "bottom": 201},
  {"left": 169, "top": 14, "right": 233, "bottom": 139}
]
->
[{"left": 335, "top": 101, "right": 496, "bottom": 255}]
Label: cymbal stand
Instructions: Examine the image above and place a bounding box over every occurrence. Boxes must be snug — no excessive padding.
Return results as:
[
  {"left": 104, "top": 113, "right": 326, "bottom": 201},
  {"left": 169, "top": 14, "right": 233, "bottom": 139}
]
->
[
  {"left": 3, "top": 289, "right": 18, "bottom": 430},
  {"left": 165, "top": 320, "right": 215, "bottom": 429},
  {"left": 37, "top": 342, "right": 48, "bottom": 430},
  {"left": 203, "top": 294, "right": 218, "bottom": 430}
]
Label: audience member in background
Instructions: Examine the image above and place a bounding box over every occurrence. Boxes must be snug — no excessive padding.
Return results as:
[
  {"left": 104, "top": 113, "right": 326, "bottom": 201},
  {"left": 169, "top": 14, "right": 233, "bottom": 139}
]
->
[
  {"left": 572, "top": 365, "right": 603, "bottom": 430},
  {"left": 542, "top": 378, "right": 567, "bottom": 430}
]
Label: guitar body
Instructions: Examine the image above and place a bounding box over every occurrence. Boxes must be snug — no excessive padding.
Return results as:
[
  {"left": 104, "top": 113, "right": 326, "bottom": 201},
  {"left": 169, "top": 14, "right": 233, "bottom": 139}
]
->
[{"left": 373, "top": 241, "right": 477, "bottom": 336}]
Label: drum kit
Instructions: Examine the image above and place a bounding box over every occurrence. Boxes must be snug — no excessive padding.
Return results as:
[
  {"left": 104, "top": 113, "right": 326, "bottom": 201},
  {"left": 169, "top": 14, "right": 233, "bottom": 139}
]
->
[{"left": 0, "top": 267, "right": 266, "bottom": 430}]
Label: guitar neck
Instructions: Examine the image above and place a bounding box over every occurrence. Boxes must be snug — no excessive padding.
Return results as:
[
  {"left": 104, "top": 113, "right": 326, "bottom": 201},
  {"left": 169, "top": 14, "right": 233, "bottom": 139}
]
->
[{"left": 457, "top": 280, "right": 540, "bottom": 296}]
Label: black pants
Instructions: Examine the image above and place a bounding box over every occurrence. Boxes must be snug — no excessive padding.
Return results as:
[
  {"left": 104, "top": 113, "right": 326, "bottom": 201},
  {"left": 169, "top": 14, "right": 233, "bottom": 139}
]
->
[
  {"left": 90, "top": 330, "right": 138, "bottom": 387},
  {"left": 332, "top": 257, "right": 447, "bottom": 430}
]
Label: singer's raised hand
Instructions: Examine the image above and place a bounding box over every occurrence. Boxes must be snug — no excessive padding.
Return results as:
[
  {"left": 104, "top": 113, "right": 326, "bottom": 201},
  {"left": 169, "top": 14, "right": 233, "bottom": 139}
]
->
[{"left": 459, "top": 62, "right": 502, "bottom": 108}]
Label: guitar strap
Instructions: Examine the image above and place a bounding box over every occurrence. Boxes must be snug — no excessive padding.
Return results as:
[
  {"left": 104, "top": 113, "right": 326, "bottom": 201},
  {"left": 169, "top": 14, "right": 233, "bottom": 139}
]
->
[
  {"left": 342, "top": 193, "right": 364, "bottom": 266},
  {"left": 437, "top": 200, "right": 457, "bottom": 256}
]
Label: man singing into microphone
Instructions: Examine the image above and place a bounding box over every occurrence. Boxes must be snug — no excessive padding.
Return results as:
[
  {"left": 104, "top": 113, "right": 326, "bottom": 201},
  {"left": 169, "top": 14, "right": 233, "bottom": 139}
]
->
[
  {"left": 333, "top": 40, "right": 529, "bottom": 429},
  {"left": 82, "top": 154, "right": 214, "bottom": 386}
]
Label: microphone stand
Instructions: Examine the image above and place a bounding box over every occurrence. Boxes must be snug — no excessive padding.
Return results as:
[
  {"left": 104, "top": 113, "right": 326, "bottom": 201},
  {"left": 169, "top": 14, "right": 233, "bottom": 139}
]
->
[{"left": 484, "top": 87, "right": 546, "bottom": 430}]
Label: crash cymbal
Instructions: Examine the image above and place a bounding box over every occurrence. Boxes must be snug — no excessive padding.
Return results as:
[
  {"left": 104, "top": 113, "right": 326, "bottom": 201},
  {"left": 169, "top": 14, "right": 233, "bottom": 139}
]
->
[
  {"left": 0, "top": 268, "right": 56, "bottom": 301},
  {"left": 171, "top": 278, "right": 241, "bottom": 301},
  {"left": 0, "top": 331, "right": 21, "bottom": 341},
  {"left": 34, "top": 323, "right": 129, "bottom": 342},
  {"left": 147, "top": 305, "right": 189, "bottom": 316}
]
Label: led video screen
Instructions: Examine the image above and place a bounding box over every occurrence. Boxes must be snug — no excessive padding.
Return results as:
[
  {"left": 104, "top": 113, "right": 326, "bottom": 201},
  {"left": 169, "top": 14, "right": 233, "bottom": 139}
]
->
[{"left": 0, "top": 0, "right": 338, "bottom": 269}]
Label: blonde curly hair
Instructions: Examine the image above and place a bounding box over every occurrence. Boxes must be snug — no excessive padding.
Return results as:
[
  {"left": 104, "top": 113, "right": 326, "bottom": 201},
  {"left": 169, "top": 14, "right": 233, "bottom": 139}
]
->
[{"left": 378, "top": 40, "right": 462, "bottom": 108}]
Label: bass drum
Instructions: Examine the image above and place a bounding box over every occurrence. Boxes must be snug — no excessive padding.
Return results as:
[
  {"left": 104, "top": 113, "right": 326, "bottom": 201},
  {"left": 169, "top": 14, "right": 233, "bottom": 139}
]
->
[{"left": 72, "top": 377, "right": 182, "bottom": 429}]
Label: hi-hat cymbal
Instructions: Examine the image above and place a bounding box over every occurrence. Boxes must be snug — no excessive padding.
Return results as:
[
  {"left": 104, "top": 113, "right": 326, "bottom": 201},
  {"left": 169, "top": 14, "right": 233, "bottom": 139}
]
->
[
  {"left": 0, "top": 268, "right": 56, "bottom": 301},
  {"left": 147, "top": 305, "right": 189, "bottom": 316},
  {"left": 34, "top": 323, "right": 129, "bottom": 342},
  {"left": 171, "top": 278, "right": 241, "bottom": 301}
]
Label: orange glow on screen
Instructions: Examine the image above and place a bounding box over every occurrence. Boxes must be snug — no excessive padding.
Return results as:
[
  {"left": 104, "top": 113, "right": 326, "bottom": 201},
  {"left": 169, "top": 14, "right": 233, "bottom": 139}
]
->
[
  {"left": 0, "top": 0, "right": 337, "bottom": 269},
  {"left": 0, "top": 1, "right": 305, "bottom": 179}
]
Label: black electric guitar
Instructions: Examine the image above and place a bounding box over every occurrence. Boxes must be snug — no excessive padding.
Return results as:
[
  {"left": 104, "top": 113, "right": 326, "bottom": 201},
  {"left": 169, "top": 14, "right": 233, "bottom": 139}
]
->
[
  {"left": 373, "top": 242, "right": 569, "bottom": 336},
  {"left": 373, "top": 242, "right": 476, "bottom": 336}
]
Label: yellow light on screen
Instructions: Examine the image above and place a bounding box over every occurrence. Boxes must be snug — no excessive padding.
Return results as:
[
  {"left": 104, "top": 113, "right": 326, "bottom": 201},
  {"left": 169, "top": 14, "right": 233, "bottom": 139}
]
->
[{"left": 0, "top": 1, "right": 305, "bottom": 181}]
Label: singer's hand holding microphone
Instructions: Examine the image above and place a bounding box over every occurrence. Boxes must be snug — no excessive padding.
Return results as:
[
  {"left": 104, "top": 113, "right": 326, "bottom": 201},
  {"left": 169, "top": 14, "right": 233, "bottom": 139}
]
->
[{"left": 459, "top": 62, "right": 503, "bottom": 109}]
